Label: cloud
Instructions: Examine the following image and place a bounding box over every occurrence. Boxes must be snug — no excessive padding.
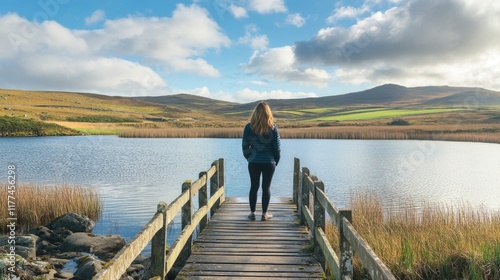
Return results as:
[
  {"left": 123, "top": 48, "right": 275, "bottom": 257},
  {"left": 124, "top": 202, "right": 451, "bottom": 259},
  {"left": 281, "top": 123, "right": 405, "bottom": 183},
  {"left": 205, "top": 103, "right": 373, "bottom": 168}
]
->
[
  {"left": 248, "top": 0, "right": 287, "bottom": 14},
  {"left": 235, "top": 88, "right": 317, "bottom": 103},
  {"left": 285, "top": 13, "right": 305, "bottom": 27},
  {"left": 0, "top": 4, "right": 230, "bottom": 96},
  {"left": 294, "top": 0, "right": 500, "bottom": 88},
  {"left": 85, "top": 9, "right": 106, "bottom": 25},
  {"left": 326, "top": 5, "right": 370, "bottom": 23},
  {"left": 238, "top": 25, "right": 268, "bottom": 50},
  {"left": 244, "top": 46, "right": 330, "bottom": 87},
  {"left": 229, "top": 4, "right": 248, "bottom": 18}
]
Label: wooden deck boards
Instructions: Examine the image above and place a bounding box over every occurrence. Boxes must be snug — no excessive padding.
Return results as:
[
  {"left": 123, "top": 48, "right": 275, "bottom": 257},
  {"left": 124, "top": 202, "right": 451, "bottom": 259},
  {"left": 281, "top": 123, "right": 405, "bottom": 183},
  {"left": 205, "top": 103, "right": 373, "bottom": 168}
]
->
[{"left": 176, "top": 197, "right": 324, "bottom": 279}]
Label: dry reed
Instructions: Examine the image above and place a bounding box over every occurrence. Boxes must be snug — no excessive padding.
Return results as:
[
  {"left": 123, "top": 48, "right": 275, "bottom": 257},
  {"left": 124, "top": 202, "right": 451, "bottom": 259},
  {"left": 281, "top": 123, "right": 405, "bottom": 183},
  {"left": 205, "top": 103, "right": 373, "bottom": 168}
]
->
[
  {"left": 326, "top": 192, "right": 500, "bottom": 279},
  {"left": 0, "top": 184, "right": 102, "bottom": 233},
  {"left": 118, "top": 125, "right": 500, "bottom": 144}
]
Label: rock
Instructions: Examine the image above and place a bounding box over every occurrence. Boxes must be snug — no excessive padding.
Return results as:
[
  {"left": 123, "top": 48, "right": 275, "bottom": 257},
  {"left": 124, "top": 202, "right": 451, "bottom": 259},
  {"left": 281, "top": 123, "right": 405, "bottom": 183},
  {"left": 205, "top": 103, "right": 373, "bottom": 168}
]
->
[
  {"left": 133, "top": 254, "right": 147, "bottom": 264},
  {"left": 126, "top": 263, "right": 144, "bottom": 274},
  {"left": 29, "top": 226, "right": 71, "bottom": 244},
  {"left": 23, "top": 260, "right": 52, "bottom": 275},
  {"left": 56, "top": 271, "right": 74, "bottom": 279},
  {"left": 37, "top": 240, "right": 59, "bottom": 256},
  {"left": 0, "top": 235, "right": 37, "bottom": 259},
  {"left": 38, "top": 269, "right": 57, "bottom": 280},
  {"left": 48, "top": 213, "right": 95, "bottom": 233},
  {"left": 61, "top": 233, "right": 125, "bottom": 261},
  {"left": 47, "top": 257, "right": 68, "bottom": 269},
  {"left": 54, "top": 251, "right": 81, "bottom": 259},
  {"left": 74, "top": 259, "right": 102, "bottom": 279},
  {"left": 56, "top": 271, "right": 75, "bottom": 279}
]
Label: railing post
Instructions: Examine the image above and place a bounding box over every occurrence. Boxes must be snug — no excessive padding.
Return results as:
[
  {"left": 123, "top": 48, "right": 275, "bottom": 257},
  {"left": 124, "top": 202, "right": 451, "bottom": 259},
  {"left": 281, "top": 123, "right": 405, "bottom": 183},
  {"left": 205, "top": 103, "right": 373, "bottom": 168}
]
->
[
  {"left": 178, "top": 180, "right": 193, "bottom": 270},
  {"left": 300, "top": 167, "right": 310, "bottom": 225},
  {"left": 151, "top": 201, "right": 168, "bottom": 279},
  {"left": 339, "top": 209, "right": 353, "bottom": 279},
  {"left": 210, "top": 160, "right": 219, "bottom": 216},
  {"left": 218, "top": 158, "right": 225, "bottom": 204},
  {"left": 293, "top": 158, "right": 300, "bottom": 206},
  {"left": 314, "top": 180, "right": 326, "bottom": 271},
  {"left": 198, "top": 172, "right": 208, "bottom": 233}
]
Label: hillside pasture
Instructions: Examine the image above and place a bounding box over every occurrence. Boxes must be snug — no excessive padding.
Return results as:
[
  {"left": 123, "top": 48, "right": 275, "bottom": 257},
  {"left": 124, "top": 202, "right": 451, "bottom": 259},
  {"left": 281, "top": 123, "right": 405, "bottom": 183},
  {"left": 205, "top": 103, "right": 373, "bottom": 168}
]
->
[{"left": 308, "top": 107, "right": 464, "bottom": 121}]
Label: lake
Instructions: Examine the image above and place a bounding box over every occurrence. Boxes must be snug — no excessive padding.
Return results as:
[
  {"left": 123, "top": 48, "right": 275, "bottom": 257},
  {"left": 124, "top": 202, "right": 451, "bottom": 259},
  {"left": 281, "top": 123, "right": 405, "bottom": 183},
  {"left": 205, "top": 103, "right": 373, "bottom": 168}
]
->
[{"left": 1, "top": 136, "right": 499, "bottom": 245}]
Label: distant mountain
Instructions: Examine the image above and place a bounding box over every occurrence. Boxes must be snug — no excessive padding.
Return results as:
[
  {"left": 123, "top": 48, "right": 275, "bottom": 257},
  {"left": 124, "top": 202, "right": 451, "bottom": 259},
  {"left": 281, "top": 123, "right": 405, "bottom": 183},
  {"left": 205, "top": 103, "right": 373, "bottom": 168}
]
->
[
  {"left": 133, "top": 84, "right": 500, "bottom": 114},
  {"left": 222, "top": 84, "right": 500, "bottom": 113}
]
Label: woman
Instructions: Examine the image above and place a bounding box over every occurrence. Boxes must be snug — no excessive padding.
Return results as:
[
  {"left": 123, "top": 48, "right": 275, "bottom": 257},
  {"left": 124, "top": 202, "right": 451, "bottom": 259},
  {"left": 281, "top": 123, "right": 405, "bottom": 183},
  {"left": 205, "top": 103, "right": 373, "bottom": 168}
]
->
[{"left": 242, "top": 101, "right": 281, "bottom": 221}]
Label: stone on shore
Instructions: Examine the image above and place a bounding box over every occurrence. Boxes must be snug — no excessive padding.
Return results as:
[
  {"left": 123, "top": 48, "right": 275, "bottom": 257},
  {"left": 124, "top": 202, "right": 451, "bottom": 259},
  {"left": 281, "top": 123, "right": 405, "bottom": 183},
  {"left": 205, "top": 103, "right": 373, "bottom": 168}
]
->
[
  {"left": 0, "top": 235, "right": 37, "bottom": 259},
  {"left": 48, "top": 212, "right": 95, "bottom": 233},
  {"left": 61, "top": 232, "right": 126, "bottom": 261}
]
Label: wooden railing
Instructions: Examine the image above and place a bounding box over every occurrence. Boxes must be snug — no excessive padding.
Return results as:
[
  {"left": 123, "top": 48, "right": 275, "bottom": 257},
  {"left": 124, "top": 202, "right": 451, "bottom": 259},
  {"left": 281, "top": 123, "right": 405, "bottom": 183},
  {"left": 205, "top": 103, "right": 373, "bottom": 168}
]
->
[
  {"left": 93, "top": 158, "right": 225, "bottom": 280},
  {"left": 293, "top": 158, "right": 396, "bottom": 280}
]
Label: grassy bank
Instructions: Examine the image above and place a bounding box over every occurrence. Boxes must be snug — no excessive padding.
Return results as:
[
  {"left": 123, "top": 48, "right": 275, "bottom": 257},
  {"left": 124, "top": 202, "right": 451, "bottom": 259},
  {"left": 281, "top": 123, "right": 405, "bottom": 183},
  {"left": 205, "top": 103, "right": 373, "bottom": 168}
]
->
[
  {"left": 0, "top": 184, "right": 102, "bottom": 233},
  {"left": 0, "top": 116, "right": 79, "bottom": 136},
  {"left": 327, "top": 193, "right": 500, "bottom": 279}
]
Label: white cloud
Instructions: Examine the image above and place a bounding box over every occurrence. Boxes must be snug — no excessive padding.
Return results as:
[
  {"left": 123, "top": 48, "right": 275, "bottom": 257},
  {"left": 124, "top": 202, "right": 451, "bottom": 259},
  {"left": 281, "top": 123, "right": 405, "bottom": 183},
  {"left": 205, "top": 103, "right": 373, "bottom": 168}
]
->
[
  {"left": 294, "top": 0, "right": 500, "bottom": 89},
  {"left": 244, "top": 46, "right": 330, "bottom": 87},
  {"left": 236, "top": 88, "right": 317, "bottom": 103},
  {"left": 238, "top": 25, "right": 268, "bottom": 51},
  {"left": 229, "top": 4, "right": 248, "bottom": 18},
  {"left": 248, "top": 0, "right": 287, "bottom": 14},
  {"left": 0, "top": 4, "right": 230, "bottom": 96},
  {"left": 85, "top": 9, "right": 106, "bottom": 25},
  {"left": 285, "top": 13, "right": 305, "bottom": 27},
  {"left": 326, "top": 5, "right": 370, "bottom": 23}
]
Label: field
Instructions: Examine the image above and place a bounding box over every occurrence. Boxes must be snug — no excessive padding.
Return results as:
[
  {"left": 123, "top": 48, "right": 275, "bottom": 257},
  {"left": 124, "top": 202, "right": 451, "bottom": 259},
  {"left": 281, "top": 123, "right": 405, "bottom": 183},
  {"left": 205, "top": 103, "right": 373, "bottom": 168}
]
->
[{"left": 326, "top": 193, "right": 500, "bottom": 279}]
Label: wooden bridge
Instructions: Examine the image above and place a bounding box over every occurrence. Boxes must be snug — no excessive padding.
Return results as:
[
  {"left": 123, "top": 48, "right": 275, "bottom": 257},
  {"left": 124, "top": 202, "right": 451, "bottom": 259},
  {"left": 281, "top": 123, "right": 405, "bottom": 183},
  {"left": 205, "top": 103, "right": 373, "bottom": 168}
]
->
[{"left": 93, "top": 158, "right": 396, "bottom": 280}]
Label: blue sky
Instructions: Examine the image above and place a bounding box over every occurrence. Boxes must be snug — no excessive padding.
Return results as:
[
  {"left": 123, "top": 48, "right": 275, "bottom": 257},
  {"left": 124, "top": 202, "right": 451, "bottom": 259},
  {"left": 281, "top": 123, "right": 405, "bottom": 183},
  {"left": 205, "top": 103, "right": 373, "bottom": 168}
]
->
[{"left": 1, "top": 0, "right": 499, "bottom": 103}]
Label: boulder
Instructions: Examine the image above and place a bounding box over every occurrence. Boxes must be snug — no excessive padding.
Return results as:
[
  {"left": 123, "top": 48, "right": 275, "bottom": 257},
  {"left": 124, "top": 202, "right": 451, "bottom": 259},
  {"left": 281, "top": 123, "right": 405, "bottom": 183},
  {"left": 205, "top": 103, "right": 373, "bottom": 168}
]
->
[
  {"left": 74, "top": 259, "right": 102, "bottom": 279},
  {"left": 48, "top": 213, "right": 95, "bottom": 233},
  {"left": 61, "top": 233, "right": 126, "bottom": 261},
  {"left": 0, "top": 235, "right": 37, "bottom": 259},
  {"left": 56, "top": 271, "right": 75, "bottom": 279}
]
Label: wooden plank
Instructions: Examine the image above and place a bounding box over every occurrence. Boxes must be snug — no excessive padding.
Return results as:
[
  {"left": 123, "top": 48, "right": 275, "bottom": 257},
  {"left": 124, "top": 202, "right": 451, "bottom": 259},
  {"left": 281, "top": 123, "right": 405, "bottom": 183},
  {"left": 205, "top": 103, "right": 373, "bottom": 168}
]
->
[{"left": 177, "top": 199, "right": 324, "bottom": 280}]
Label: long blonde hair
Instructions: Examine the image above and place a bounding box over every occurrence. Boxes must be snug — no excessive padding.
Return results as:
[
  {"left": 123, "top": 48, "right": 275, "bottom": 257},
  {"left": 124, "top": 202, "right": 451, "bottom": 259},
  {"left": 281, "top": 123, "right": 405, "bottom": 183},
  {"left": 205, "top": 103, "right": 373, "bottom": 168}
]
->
[{"left": 250, "top": 101, "right": 274, "bottom": 136}]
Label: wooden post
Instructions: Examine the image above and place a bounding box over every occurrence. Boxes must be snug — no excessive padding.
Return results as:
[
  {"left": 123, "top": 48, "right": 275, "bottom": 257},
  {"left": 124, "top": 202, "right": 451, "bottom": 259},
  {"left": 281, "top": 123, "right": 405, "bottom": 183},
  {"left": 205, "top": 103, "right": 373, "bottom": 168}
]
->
[
  {"left": 218, "top": 158, "right": 225, "bottom": 205},
  {"left": 300, "top": 167, "right": 310, "bottom": 225},
  {"left": 179, "top": 180, "right": 193, "bottom": 268},
  {"left": 293, "top": 158, "right": 300, "bottom": 206},
  {"left": 198, "top": 171, "right": 208, "bottom": 233},
  {"left": 151, "top": 201, "right": 168, "bottom": 279},
  {"left": 339, "top": 209, "right": 353, "bottom": 278},
  {"left": 210, "top": 160, "right": 219, "bottom": 216},
  {"left": 314, "top": 180, "right": 326, "bottom": 271}
]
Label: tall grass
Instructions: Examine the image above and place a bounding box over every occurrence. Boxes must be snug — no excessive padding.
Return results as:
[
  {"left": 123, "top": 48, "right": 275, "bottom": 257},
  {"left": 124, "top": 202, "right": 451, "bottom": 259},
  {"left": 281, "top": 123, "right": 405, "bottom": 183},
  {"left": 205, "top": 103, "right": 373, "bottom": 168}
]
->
[
  {"left": 118, "top": 125, "right": 500, "bottom": 144},
  {"left": 120, "top": 127, "right": 242, "bottom": 138},
  {"left": 0, "top": 184, "right": 102, "bottom": 233},
  {"left": 326, "top": 192, "right": 500, "bottom": 279}
]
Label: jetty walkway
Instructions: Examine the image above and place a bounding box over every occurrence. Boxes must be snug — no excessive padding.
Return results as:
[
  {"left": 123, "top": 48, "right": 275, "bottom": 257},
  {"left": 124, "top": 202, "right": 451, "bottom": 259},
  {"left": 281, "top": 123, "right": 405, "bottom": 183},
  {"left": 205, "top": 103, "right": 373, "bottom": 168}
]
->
[
  {"left": 93, "top": 158, "right": 395, "bottom": 280},
  {"left": 176, "top": 198, "right": 324, "bottom": 279}
]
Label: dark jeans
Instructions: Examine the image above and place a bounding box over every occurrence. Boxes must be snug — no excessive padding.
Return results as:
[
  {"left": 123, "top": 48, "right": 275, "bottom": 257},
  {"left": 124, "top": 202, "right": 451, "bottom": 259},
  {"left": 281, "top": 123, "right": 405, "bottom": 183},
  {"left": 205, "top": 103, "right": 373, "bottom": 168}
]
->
[{"left": 248, "top": 162, "right": 276, "bottom": 213}]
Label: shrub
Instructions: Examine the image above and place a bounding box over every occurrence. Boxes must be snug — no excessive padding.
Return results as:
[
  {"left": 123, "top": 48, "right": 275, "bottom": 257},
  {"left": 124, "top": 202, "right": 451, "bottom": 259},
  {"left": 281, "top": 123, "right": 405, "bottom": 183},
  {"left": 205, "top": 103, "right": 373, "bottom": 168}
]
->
[{"left": 388, "top": 118, "right": 410, "bottom": 126}]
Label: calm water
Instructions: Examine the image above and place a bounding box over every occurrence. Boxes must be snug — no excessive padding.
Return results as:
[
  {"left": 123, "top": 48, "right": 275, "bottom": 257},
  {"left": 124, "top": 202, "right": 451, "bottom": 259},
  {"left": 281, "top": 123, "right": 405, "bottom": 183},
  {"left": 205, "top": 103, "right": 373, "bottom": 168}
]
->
[{"left": 1, "top": 136, "right": 499, "bottom": 244}]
